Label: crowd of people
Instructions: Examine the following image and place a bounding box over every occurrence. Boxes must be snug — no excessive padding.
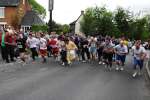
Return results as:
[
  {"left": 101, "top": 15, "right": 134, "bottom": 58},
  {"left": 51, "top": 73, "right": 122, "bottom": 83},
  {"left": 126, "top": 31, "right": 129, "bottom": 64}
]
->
[{"left": 0, "top": 26, "right": 150, "bottom": 78}]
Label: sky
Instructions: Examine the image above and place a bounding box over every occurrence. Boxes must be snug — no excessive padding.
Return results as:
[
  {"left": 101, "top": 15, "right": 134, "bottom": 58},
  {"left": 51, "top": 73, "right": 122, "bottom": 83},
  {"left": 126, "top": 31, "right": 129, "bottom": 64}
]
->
[{"left": 36, "top": 0, "right": 150, "bottom": 24}]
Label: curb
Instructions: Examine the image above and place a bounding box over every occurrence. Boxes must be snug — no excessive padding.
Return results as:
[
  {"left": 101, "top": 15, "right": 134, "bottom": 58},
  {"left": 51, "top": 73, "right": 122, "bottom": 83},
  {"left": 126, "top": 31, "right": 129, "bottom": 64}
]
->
[{"left": 146, "top": 61, "right": 150, "bottom": 78}]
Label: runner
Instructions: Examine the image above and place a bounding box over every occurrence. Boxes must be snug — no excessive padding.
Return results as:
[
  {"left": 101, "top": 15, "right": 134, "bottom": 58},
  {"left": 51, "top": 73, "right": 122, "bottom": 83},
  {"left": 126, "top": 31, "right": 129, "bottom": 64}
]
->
[
  {"left": 26, "top": 33, "right": 38, "bottom": 63},
  {"left": 80, "top": 37, "right": 90, "bottom": 62},
  {"left": 89, "top": 37, "right": 97, "bottom": 61},
  {"left": 97, "top": 38, "right": 105, "bottom": 64},
  {"left": 132, "top": 40, "right": 147, "bottom": 77},
  {"left": 114, "top": 40, "right": 128, "bottom": 71},
  {"left": 60, "top": 39, "right": 67, "bottom": 66},
  {"left": 48, "top": 35, "right": 59, "bottom": 61},
  {"left": 65, "top": 37, "right": 78, "bottom": 65},
  {"left": 16, "top": 33, "right": 27, "bottom": 64},
  {"left": 39, "top": 33, "right": 47, "bottom": 63},
  {"left": 103, "top": 38, "right": 114, "bottom": 70}
]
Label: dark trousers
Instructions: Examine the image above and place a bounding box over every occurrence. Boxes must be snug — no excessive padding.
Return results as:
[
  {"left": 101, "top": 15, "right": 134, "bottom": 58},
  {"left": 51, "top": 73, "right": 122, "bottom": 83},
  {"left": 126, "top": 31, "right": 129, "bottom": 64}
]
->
[
  {"left": 103, "top": 53, "right": 113, "bottom": 67},
  {"left": 1, "top": 46, "right": 8, "bottom": 62},
  {"left": 5, "top": 45, "right": 15, "bottom": 62},
  {"left": 60, "top": 50, "right": 67, "bottom": 63},
  {"left": 81, "top": 48, "right": 90, "bottom": 60},
  {"left": 97, "top": 48, "right": 103, "bottom": 61},
  {"left": 47, "top": 46, "right": 52, "bottom": 57},
  {"left": 30, "top": 48, "right": 38, "bottom": 61}
]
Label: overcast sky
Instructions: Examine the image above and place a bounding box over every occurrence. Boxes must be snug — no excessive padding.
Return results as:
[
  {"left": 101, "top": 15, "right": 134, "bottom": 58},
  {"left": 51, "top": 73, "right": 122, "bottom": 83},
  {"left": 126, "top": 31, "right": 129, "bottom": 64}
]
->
[{"left": 36, "top": 0, "right": 150, "bottom": 24}]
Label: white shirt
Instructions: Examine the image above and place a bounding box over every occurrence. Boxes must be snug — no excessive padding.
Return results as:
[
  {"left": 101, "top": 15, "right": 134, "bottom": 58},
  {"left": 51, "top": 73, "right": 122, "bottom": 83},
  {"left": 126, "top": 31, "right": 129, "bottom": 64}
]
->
[
  {"left": 39, "top": 38, "right": 47, "bottom": 50},
  {"left": 115, "top": 44, "right": 128, "bottom": 55},
  {"left": 27, "top": 37, "right": 38, "bottom": 48},
  {"left": 132, "top": 46, "right": 146, "bottom": 60}
]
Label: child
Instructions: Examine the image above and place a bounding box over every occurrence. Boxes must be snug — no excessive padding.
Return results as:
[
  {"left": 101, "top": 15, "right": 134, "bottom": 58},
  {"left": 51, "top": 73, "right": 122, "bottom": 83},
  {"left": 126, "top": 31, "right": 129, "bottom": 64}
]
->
[
  {"left": 60, "top": 43, "right": 67, "bottom": 66},
  {"left": 16, "top": 34, "right": 27, "bottom": 64}
]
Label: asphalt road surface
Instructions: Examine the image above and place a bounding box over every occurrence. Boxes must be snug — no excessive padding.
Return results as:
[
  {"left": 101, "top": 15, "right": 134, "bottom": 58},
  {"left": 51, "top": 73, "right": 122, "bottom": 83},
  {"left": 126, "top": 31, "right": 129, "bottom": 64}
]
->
[{"left": 0, "top": 56, "right": 149, "bottom": 100}]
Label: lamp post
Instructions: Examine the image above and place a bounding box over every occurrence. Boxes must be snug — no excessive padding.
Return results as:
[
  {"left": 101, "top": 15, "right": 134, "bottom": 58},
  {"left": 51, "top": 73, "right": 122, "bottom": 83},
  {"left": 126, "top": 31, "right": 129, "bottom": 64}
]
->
[{"left": 48, "top": 0, "right": 54, "bottom": 34}]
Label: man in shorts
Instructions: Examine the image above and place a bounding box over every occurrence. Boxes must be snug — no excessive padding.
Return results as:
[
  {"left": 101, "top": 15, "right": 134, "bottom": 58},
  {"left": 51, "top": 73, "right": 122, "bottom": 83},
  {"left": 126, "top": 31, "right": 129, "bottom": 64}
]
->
[
  {"left": 132, "top": 40, "right": 147, "bottom": 77},
  {"left": 114, "top": 41, "right": 128, "bottom": 71}
]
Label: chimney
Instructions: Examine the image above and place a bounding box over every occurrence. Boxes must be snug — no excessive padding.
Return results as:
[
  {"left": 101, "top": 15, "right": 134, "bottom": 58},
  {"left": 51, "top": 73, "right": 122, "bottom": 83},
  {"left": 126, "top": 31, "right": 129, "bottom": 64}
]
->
[{"left": 81, "top": 10, "right": 84, "bottom": 15}]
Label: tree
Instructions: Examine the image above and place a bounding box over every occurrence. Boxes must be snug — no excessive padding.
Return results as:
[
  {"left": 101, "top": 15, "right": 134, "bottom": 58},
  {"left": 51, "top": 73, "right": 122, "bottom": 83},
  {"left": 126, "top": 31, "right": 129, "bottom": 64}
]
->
[
  {"left": 114, "top": 7, "right": 133, "bottom": 37},
  {"left": 80, "top": 8, "right": 96, "bottom": 35},
  {"left": 31, "top": 25, "right": 48, "bottom": 32},
  {"left": 61, "top": 24, "right": 70, "bottom": 34},
  {"left": 80, "top": 6, "right": 118, "bottom": 36},
  {"left": 28, "top": 0, "right": 46, "bottom": 18},
  {"left": 80, "top": 6, "right": 150, "bottom": 40},
  {"left": 11, "top": 14, "right": 19, "bottom": 29},
  {"left": 94, "top": 7, "right": 117, "bottom": 36}
]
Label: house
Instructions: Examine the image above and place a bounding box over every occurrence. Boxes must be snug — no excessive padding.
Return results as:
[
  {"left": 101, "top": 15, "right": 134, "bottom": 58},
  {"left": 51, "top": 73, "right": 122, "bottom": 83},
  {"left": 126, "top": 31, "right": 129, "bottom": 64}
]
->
[
  {"left": 0, "top": 0, "right": 44, "bottom": 31},
  {"left": 21, "top": 10, "right": 44, "bottom": 31},
  {"left": 70, "top": 11, "right": 84, "bottom": 35}
]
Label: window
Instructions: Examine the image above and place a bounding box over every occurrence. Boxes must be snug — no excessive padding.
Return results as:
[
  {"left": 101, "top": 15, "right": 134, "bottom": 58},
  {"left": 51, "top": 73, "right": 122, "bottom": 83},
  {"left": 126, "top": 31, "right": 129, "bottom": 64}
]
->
[
  {"left": 0, "top": 7, "right": 4, "bottom": 18},
  {"left": 23, "top": 0, "right": 25, "bottom": 4},
  {"left": 0, "top": 22, "right": 7, "bottom": 28}
]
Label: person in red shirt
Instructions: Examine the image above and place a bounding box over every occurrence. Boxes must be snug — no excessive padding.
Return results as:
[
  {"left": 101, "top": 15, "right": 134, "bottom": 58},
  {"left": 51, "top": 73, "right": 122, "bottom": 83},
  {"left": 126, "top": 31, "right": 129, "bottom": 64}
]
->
[
  {"left": 5, "top": 29, "right": 17, "bottom": 62},
  {"left": 48, "top": 36, "right": 59, "bottom": 58}
]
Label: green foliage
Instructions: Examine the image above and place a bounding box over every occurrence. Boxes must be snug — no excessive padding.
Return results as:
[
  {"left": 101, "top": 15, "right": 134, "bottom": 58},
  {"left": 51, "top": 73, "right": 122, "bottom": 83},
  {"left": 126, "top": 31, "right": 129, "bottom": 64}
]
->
[
  {"left": 81, "top": 6, "right": 119, "bottom": 36},
  {"left": 80, "top": 6, "right": 150, "bottom": 40},
  {"left": 48, "top": 21, "right": 70, "bottom": 34},
  {"left": 61, "top": 24, "right": 70, "bottom": 34},
  {"left": 31, "top": 21, "right": 70, "bottom": 34},
  {"left": 31, "top": 25, "right": 48, "bottom": 32},
  {"left": 80, "top": 8, "right": 96, "bottom": 35},
  {"left": 114, "top": 7, "right": 133, "bottom": 37},
  {"left": 28, "top": 0, "right": 46, "bottom": 18}
]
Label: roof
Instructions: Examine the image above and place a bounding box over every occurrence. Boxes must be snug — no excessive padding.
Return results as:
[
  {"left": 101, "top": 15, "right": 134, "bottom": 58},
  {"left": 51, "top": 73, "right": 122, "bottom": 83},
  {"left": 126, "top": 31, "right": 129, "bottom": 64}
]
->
[
  {"left": 70, "top": 20, "right": 76, "bottom": 25},
  {"left": 70, "top": 11, "right": 84, "bottom": 25},
  {"left": 0, "top": 0, "right": 20, "bottom": 7},
  {"left": 21, "top": 11, "right": 45, "bottom": 26},
  {"left": 70, "top": 15, "right": 82, "bottom": 25}
]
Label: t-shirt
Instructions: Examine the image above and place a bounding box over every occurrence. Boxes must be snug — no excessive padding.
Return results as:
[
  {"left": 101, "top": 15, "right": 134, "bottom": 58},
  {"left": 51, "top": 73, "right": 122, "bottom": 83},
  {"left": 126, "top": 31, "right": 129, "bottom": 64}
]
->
[
  {"left": 66, "top": 41, "right": 77, "bottom": 50},
  {"left": 49, "top": 38, "right": 58, "bottom": 48},
  {"left": 39, "top": 38, "right": 47, "bottom": 50},
  {"left": 132, "top": 46, "right": 146, "bottom": 60},
  {"left": 1, "top": 33, "right": 5, "bottom": 47},
  {"left": 115, "top": 44, "right": 128, "bottom": 55},
  {"left": 16, "top": 38, "right": 26, "bottom": 53},
  {"left": 90, "top": 41, "right": 96, "bottom": 48},
  {"left": 27, "top": 37, "right": 38, "bottom": 48},
  {"left": 123, "top": 40, "right": 128, "bottom": 46},
  {"left": 103, "top": 43, "right": 114, "bottom": 53},
  {"left": 80, "top": 39, "right": 89, "bottom": 49}
]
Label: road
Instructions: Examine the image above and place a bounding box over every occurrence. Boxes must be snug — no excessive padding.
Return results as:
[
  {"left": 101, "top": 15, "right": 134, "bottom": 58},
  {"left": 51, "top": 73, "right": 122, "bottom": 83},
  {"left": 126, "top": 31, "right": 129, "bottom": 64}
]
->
[{"left": 0, "top": 56, "right": 149, "bottom": 100}]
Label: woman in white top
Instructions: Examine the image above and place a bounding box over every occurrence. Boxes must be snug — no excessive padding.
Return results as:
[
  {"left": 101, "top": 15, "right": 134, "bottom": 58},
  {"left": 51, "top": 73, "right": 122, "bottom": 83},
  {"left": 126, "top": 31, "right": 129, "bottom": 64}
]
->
[{"left": 26, "top": 33, "right": 38, "bottom": 62}]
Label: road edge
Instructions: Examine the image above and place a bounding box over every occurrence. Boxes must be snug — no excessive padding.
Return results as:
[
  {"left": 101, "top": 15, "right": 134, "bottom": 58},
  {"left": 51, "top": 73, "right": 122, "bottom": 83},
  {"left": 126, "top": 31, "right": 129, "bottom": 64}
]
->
[{"left": 146, "top": 61, "right": 150, "bottom": 78}]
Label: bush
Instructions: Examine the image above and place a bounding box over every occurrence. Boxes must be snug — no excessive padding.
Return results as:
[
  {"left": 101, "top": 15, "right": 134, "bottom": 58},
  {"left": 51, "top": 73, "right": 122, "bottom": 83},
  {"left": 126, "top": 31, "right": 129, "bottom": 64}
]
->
[{"left": 31, "top": 24, "right": 48, "bottom": 32}]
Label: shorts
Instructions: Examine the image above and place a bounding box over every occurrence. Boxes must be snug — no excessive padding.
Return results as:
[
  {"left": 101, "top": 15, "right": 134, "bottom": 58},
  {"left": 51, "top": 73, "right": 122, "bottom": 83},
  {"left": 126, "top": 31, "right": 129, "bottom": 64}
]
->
[
  {"left": 52, "top": 48, "right": 59, "bottom": 55},
  {"left": 116, "top": 55, "right": 126, "bottom": 63},
  {"left": 89, "top": 47, "right": 97, "bottom": 54},
  {"left": 103, "top": 53, "right": 113, "bottom": 62},
  {"left": 40, "top": 49, "right": 47, "bottom": 57},
  {"left": 133, "top": 57, "right": 144, "bottom": 69}
]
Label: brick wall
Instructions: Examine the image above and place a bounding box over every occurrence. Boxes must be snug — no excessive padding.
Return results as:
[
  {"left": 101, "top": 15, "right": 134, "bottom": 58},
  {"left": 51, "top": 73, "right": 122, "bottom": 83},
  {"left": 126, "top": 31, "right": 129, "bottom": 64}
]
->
[{"left": 0, "top": 0, "right": 31, "bottom": 28}]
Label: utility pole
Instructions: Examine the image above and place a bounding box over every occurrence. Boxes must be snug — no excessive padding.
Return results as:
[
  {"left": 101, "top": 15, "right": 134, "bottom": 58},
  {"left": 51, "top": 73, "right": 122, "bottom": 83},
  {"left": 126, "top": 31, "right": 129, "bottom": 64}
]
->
[{"left": 48, "top": 0, "right": 54, "bottom": 34}]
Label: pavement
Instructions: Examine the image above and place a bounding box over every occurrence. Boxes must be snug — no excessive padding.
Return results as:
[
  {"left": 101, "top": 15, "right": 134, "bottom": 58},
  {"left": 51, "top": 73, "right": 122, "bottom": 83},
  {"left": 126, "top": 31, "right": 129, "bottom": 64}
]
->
[
  {"left": 146, "top": 51, "right": 150, "bottom": 78},
  {"left": 0, "top": 55, "right": 149, "bottom": 100}
]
